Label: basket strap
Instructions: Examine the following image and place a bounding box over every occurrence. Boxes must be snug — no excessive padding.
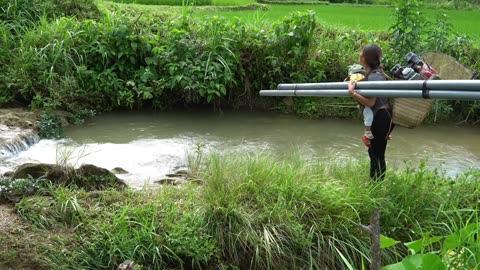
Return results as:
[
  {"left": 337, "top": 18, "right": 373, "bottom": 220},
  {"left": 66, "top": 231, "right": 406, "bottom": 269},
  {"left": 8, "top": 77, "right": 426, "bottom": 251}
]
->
[{"left": 422, "top": 80, "right": 430, "bottom": 99}]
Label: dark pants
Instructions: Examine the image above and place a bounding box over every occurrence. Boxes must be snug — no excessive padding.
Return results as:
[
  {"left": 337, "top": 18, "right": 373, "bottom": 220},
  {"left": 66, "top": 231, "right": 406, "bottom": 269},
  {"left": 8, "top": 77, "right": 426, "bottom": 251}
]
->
[{"left": 368, "top": 109, "right": 393, "bottom": 180}]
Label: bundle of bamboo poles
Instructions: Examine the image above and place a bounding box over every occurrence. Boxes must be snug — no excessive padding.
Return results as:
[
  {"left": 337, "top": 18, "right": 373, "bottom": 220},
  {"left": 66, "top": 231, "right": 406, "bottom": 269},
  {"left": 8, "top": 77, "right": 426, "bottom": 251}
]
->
[
  {"left": 260, "top": 80, "right": 480, "bottom": 128},
  {"left": 260, "top": 80, "right": 480, "bottom": 100}
]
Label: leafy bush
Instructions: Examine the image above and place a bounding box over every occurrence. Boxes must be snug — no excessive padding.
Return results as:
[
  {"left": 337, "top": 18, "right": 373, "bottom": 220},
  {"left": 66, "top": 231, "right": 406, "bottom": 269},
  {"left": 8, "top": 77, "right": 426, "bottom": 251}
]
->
[
  {"left": 37, "top": 112, "right": 63, "bottom": 139},
  {"left": 0, "top": 176, "right": 46, "bottom": 203},
  {"left": 69, "top": 109, "right": 96, "bottom": 126},
  {"left": 1, "top": 11, "right": 322, "bottom": 112}
]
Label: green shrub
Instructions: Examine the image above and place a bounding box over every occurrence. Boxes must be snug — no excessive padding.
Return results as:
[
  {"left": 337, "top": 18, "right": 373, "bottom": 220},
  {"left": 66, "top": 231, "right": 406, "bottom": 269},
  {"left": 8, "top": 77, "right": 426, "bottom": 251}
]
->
[
  {"left": 0, "top": 176, "right": 47, "bottom": 203},
  {"left": 37, "top": 112, "right": 63, "bottom": 139},
  {"left": 69, "top": 109, "right": 96, "bottom": 125}
]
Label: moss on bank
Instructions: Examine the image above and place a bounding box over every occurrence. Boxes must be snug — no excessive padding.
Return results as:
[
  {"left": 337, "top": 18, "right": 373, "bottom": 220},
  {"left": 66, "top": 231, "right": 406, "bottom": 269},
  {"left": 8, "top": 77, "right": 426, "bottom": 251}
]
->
[{"left": 1, "top": 153, "right": 479, "bottom": 269}]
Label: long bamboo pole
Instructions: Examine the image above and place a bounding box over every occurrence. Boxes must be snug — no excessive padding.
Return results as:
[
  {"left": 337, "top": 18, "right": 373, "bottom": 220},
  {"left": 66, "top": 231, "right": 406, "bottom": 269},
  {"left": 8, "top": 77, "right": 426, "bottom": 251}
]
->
[
  {"left": 259, "top": 89, "right": 480, "bottom": 100},
  {"left": 277, "top": 80, "right": 480, "bottom": 91}
]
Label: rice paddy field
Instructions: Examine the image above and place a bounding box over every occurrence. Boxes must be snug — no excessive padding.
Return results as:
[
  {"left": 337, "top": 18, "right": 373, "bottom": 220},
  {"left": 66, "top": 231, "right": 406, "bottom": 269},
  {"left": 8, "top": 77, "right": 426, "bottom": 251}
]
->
[
  {"left": 105, "top": 1, "right": 480, "bottom": 39},
  {"left": 196, "top": 5, "right": 480, "bottom": 38}
]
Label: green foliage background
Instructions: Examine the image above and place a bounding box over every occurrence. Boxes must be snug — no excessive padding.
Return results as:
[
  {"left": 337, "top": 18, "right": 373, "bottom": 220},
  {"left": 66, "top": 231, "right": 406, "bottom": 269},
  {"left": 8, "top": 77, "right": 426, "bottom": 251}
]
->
[{"left": 0, "top": 0, "right": 479, "bottom": 120}]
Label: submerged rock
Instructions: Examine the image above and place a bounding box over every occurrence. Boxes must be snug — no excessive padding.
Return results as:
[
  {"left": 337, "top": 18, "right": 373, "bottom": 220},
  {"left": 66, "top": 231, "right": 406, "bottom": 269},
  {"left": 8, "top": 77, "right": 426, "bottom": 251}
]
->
[{"left": 111, "top": 167, "right": 129, "bottom": 174}]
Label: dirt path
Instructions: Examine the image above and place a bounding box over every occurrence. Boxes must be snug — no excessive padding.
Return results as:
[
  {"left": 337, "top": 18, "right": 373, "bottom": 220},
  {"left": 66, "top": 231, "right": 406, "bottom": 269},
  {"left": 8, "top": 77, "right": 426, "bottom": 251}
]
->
[
  {"left": 0, "top": 203, "right": 39, "bottom": 270},
  {"left": 0, "top": 203, "right": 25, "bottom": 233}
]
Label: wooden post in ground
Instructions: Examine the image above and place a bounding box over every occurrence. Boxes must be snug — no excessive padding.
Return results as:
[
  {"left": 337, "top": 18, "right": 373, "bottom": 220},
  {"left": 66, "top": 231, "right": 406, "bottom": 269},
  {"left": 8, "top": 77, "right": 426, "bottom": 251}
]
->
[{"left": 359, "top": 208, "right": 381, "bottom": 270}]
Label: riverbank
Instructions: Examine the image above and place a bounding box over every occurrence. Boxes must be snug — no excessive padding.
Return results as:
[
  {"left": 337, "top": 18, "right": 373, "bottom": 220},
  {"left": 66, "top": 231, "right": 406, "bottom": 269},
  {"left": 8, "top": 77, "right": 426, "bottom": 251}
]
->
[
  {"left": 0, "top": 153, "right": 479, "bottom": 269},
  {"left": 2, "top": 0, "right": 480, "bottom": 123}
]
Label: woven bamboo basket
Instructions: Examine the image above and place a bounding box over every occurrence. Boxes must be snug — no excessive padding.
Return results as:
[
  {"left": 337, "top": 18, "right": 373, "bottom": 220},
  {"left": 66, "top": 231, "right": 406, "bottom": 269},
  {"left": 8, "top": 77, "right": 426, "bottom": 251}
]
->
[
  {"left": 392, "top": 73, "right": 442, "bottom": 128},
  {"left": 392, "top": 98, "right": 434, "bottom": 128}
]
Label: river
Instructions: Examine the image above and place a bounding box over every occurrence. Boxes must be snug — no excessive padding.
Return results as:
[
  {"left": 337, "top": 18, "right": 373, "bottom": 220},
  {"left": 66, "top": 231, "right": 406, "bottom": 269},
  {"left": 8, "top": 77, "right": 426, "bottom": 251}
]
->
[{"left": 1, "top": 111, "right": 479, "bottom": 188}]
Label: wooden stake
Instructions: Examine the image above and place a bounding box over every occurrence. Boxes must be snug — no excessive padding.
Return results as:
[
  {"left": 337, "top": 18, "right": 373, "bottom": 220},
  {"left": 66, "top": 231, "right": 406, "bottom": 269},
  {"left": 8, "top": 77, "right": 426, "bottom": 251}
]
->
[{"left": 359, "top": 208, "right": 381, "bottom": 270}]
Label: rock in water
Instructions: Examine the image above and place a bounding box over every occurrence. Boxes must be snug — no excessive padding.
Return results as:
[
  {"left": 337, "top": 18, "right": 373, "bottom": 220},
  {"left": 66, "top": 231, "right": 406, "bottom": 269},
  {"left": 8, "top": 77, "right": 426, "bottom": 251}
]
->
[
  {"left": 76, "top": 164, "right": 126, "bottom": 190},
  {"left": 11, "top": 163, "right": 57, "bottom": 179},
  {"left": 11, "top": 163, "right": 126, "bottom": 190},
  {"left": 77, "top": 164, "right": 113, "bottom": 177},
  {"left": 3, "top": 171, "right": 14, "bottom": 178},
  {"left": 111, "top": 167, "right": 129, "bottom": 174}
]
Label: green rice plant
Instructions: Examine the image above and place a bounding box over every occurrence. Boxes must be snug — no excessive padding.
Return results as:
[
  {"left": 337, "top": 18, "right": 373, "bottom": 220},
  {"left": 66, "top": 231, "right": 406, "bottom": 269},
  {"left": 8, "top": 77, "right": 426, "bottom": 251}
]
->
[
  {"left": 211, "top": 0, "right": 256, "bottom": 5},
  {"left": 107, "top": 0, "right": 212, "bottom": 6}
]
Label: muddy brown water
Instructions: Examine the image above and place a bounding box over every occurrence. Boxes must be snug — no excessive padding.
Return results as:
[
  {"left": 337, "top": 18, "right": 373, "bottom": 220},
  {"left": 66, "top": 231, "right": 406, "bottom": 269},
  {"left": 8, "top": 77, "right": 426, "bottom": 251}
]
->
[{"left": 1, "top": 111, "right": 479, "bottom": 188}]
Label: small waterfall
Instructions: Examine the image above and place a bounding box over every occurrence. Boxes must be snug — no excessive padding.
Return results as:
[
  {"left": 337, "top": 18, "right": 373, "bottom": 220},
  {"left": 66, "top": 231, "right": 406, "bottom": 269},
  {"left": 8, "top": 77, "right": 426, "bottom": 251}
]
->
[{"left": 0, "top": 125, "right": 40, "bottom": 158}]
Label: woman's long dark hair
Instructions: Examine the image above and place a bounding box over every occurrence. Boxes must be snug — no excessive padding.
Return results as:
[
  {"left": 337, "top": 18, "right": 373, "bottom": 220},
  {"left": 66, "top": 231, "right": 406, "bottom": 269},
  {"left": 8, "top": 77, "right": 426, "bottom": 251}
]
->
[
  {"left": 362, "top": 44, "right": 382, "bottom": 72},
  {"left": 362, "top": 44, "right": 392, "bottom": 80}
]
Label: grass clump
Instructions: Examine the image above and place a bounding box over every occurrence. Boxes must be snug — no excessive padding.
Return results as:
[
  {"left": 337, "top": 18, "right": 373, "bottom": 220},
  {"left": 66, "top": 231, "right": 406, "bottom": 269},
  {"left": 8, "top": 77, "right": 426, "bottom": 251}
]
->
[
  {"left": 0, "top": 0, "right": 100, "bottom": 24},
  {"left": 4, "top": 153, "right": 479, "bottom": 269}
]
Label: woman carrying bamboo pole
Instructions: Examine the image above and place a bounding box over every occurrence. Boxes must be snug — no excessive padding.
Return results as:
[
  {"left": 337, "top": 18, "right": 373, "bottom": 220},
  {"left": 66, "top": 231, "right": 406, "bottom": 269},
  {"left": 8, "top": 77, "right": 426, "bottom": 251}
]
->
[{"left": 348, "top": 44, "right": 394, "bottom": 180}]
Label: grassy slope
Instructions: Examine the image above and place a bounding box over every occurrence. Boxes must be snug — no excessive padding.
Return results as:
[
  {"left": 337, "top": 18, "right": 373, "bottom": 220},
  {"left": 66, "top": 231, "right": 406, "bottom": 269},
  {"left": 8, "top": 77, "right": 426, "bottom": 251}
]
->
[{"left": 1, "top": 153, "right": 479, "bottom": 269}]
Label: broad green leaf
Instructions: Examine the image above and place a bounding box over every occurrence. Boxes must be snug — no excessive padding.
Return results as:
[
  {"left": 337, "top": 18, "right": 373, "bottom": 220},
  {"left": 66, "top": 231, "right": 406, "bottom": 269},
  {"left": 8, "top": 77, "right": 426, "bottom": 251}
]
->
[
  {"left": 420, "top": 253, "right": 446, "bottom": 270},
  {"left": 405, "top": 234, "right": 443, "bottom": 253},
  {"left": 382, "top": 254, "right": 421, "bottom": 270},
  {"left": 442, "top": 223, "right": 480, "bottom": 253},
  {"left": 442, "top": 233, "right": 460, "bottom": 253},
  {"left": 381, "top": 234, "right": 401, "bottom": 249},
  {"left": 383, "top": 254, "right": 446, "bottom": 270}
]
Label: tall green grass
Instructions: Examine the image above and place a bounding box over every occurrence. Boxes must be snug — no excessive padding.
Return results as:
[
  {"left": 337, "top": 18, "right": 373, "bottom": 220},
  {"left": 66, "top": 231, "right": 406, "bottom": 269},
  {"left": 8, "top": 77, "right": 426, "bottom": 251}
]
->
[{"left": 11, "top": 152, "right": 480, "bottom": 269}]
